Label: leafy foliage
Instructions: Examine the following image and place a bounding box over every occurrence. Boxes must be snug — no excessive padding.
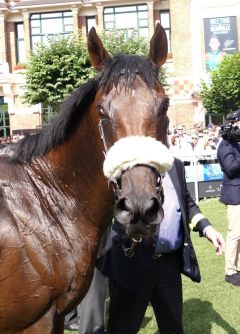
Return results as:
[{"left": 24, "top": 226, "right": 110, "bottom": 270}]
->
[
  {"left": 24, "top": 34, "right": 94, "bottom": 106},
  {"left": 200, "top": 53, "right": 240, "bottom": 115},
  {"left": 99, "top": 28, "right": 148, "bottom": 56},
  {"left": 24, "top": 30, "right": 168, "bottom": 107}
]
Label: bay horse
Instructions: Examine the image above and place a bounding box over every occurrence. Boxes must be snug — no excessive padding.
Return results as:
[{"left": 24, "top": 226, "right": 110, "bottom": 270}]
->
[{"left": 0, "top": 24, "right": 173, "bottom": 333}]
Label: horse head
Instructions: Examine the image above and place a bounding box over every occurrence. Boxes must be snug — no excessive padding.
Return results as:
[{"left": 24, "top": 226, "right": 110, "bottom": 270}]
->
[{"left": 88, "top": 24, "right": 173, "bottom": 239}]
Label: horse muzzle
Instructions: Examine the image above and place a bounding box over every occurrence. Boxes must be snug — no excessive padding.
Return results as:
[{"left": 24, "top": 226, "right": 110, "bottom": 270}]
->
[
  {"left": 102, "top": 135, "right": 174, "bottom": 238},
  {"left": 113, "top": 165, "right": 165, "bottom": 238}
]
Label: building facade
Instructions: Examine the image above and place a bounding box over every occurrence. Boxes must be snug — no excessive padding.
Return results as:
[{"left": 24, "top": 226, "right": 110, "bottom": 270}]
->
[{"left": 0, "top": 0, "right": 239, "bottom": 136}]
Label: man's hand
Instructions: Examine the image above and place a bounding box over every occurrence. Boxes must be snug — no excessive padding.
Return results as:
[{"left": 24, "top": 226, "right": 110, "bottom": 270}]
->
[{"left": 204, "top": 226, "right": 225, "bottom": 255}]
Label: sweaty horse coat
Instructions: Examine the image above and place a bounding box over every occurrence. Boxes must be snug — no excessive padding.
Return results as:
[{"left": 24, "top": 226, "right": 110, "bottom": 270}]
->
[{"left": 0, "top": 24, "right": 172, "bottom": 334}]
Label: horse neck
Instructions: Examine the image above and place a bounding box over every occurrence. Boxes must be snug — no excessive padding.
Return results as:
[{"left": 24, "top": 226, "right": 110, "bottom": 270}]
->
[
  {"left": 30, "top": 112, "right": 113, "bottom": 232},
  {"left": 48, "top": 113, "right": 103, "bottom": 178}
]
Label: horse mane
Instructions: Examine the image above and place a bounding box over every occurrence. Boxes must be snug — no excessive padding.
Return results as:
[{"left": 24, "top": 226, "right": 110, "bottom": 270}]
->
[
  {"left": 11, "top": 54, "right": 159, "bottom": 164},
  {"left": 100, "top": 54, "right": 159, "bottom": 92},
  {"left": 11, "top": 78, "right": 98, "bottom": 164}
]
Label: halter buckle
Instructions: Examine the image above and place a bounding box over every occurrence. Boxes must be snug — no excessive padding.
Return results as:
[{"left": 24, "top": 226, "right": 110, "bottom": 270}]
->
[{"left": 123, "top": 237, "right": 142, "bottom": 258}]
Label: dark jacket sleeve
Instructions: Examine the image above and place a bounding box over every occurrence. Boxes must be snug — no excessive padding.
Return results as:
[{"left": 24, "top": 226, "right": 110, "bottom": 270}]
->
[{"left": 217, "top": 140, "right": 240, "bottom": 179}]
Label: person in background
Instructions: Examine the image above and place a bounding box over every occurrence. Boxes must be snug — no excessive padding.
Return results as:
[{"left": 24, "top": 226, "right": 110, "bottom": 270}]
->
[
  {"left": 100, "top": 158, "right": 225, "bottom": 334},
  {"left": 169, "top": 134, "right": 181, "bottom": 155},
  {"left": 64, "top": 268, "right": 108, "bottom": 333},
  {"left": 77, "top": 268, "right": 108, "bottom": 334},
  {"left": 194, "top": 122, "right": 204, "bottom": 134},
  {"left": 174, "top": 125, "right": 192, "bottom": 160},
  {"left": 11, "top": 134, "right": 20, "bottom": 143},
  {"left": 176, "top": 125, "right": 189, "bottom": 142},
  {"left": 203, "top": 135, "right": 217, "bottom": 152},
  {"left": 189, "top": 127, "right": 198, "bottom": 137},
  {"left": 217, "top": 109, "right": 240, "bottom": 286},
  {"left": 190, "top": 134, "right": 202, "bottom": 154},
  {"left": 212, "top": 126, "right": 222, "bottom": 149},
  {"left": 64, "top": 229, "right": 110, "bottom": 333},
  {"left": 203, "top": 128, "right": 209, "bottom": 136}
]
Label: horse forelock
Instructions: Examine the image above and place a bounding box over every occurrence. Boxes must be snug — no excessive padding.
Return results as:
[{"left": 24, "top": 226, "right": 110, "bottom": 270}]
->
[
  {"left": 99, "top": 54, "right": 159, "bottom": 93},
  {"left": 11, "top": 78, "right": 98, "bottom": 164}
]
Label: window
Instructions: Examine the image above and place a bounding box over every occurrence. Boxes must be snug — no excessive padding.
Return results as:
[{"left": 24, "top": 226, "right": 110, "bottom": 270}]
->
[
  {"left": 86, "top": 16, "right": 96, "bottom": 33},
  {"left": 16, "top": 22, "right": 26, "bottom": 64},
  {"left": 103, "top": 4, "right": 149, "bottom": 38},
  {"left": 42, "top": 104, "right": 57, "bottom": 126},
  {"left": 205, "top": 113, "right": 225, "bottom": 126},
  {"left": 0, "top": 99, "right": 10, "bottom": 138},
  {"left": 160, "top": 10, "right": 171, "bottom": 52},
  {"left": 30, "top": 11, "right": 73, "bottom": 49}
]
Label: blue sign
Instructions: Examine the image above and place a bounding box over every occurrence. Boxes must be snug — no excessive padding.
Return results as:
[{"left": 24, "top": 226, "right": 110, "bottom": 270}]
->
[
  {"left": 185, "top": 163, "right": 223, "bottom": 183},
  {"left": 203, "top": 163, "right": 223, "bottom": 181}
]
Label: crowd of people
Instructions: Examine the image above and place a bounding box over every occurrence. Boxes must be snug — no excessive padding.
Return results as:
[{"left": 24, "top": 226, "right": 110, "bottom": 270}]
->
[
  {"left": 0, "top": 133, "right": 24, "bottom": 144},
  {"left": 168, "top": 122, "right": 222, "bottom": 160}
]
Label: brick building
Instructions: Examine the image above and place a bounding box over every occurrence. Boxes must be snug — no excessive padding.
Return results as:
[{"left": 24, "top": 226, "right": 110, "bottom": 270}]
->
[{"left": 0, "top": 0, "right": 239, "bottom": 136}]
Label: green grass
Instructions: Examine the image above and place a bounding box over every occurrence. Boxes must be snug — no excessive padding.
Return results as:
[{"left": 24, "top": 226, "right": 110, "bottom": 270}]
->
[{"left": 65, "top": 198, "right": 238, "bottom": 334}]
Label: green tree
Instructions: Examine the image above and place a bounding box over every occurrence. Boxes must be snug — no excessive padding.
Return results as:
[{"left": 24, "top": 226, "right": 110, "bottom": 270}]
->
[
  {"left": 200, "top": 53, "right": 240, "bottom": 115},
  {"left": 24, "top": 34, "right": 94, "bottom": 107},
  {"left": 24, "top": 29, "right": 168, "bottom": 109},
  {"left": 100, "top": 28, "right": 148, "bottom": 56}
]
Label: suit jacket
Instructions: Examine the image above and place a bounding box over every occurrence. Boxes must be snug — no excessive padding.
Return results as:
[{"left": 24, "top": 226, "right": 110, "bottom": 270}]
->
[
  {"left": 217, "top": 140, "right": 240, "bottom": 205},
  {"left": 96, "top": 158, "right": 210, "bottom": 291}
]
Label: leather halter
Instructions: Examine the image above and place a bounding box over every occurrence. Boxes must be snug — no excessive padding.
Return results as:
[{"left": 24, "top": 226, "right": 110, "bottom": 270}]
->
[
  {"left": 98, "top": 118, "right": 109, "bottom": 154},
  {"left": 98, "top": 118, "right": 165, "bottom": 257},
  {"left": 99, "top": 118, "right": 164, "bottom": 201},
  {"left": 98, "top": 118, "right": 121, "bottom": 199}
]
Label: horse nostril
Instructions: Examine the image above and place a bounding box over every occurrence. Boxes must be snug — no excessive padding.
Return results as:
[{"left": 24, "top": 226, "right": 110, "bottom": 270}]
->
[
  {"left": 116, "top": 197, "right": 132, "bottom": 212},
  {"left": 115, "top": 198, "right": 134, "bottom": 226},
  {"left": 144, "top": 197, "right": 160, "bottom": 223}
]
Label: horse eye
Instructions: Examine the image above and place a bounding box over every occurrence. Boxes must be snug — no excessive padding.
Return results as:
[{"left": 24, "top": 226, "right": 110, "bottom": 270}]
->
[{"left": 97, "top": 106, "right": 105, "bottom": 118}]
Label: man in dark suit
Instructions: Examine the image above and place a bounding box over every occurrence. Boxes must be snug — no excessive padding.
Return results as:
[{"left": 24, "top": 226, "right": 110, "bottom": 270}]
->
[
  {"left": 100, "top": 157, "right": 224, "bottom": 334},
  {"left": 217, "top": 109, "right": 240, "bottom": 286}
]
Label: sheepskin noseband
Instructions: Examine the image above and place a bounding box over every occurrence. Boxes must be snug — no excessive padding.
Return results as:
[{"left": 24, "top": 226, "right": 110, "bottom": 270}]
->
[{"left": 103, "top": 136, "right": 174, "bottom": 181}]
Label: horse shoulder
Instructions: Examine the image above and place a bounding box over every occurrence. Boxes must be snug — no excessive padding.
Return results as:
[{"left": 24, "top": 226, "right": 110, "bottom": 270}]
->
[{"left": 0, "top": 178, "right": 62, "bottom": 331}]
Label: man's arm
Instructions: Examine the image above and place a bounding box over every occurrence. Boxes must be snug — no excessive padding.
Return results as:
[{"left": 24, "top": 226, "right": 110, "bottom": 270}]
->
[
  {"left": 217, "top": 140, "right": 240, "bottom": 178},
  {"left": 179, "top": 160, "right": 225, "bottom": 255}
]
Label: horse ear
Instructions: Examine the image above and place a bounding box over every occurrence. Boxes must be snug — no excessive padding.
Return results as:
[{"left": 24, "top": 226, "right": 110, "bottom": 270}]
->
[
  {"left": 88, "top": 27, "right": 112, "bottom": 71},
  {"left": 147, "top": 23, "right": 168, "bottom": 70}
]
